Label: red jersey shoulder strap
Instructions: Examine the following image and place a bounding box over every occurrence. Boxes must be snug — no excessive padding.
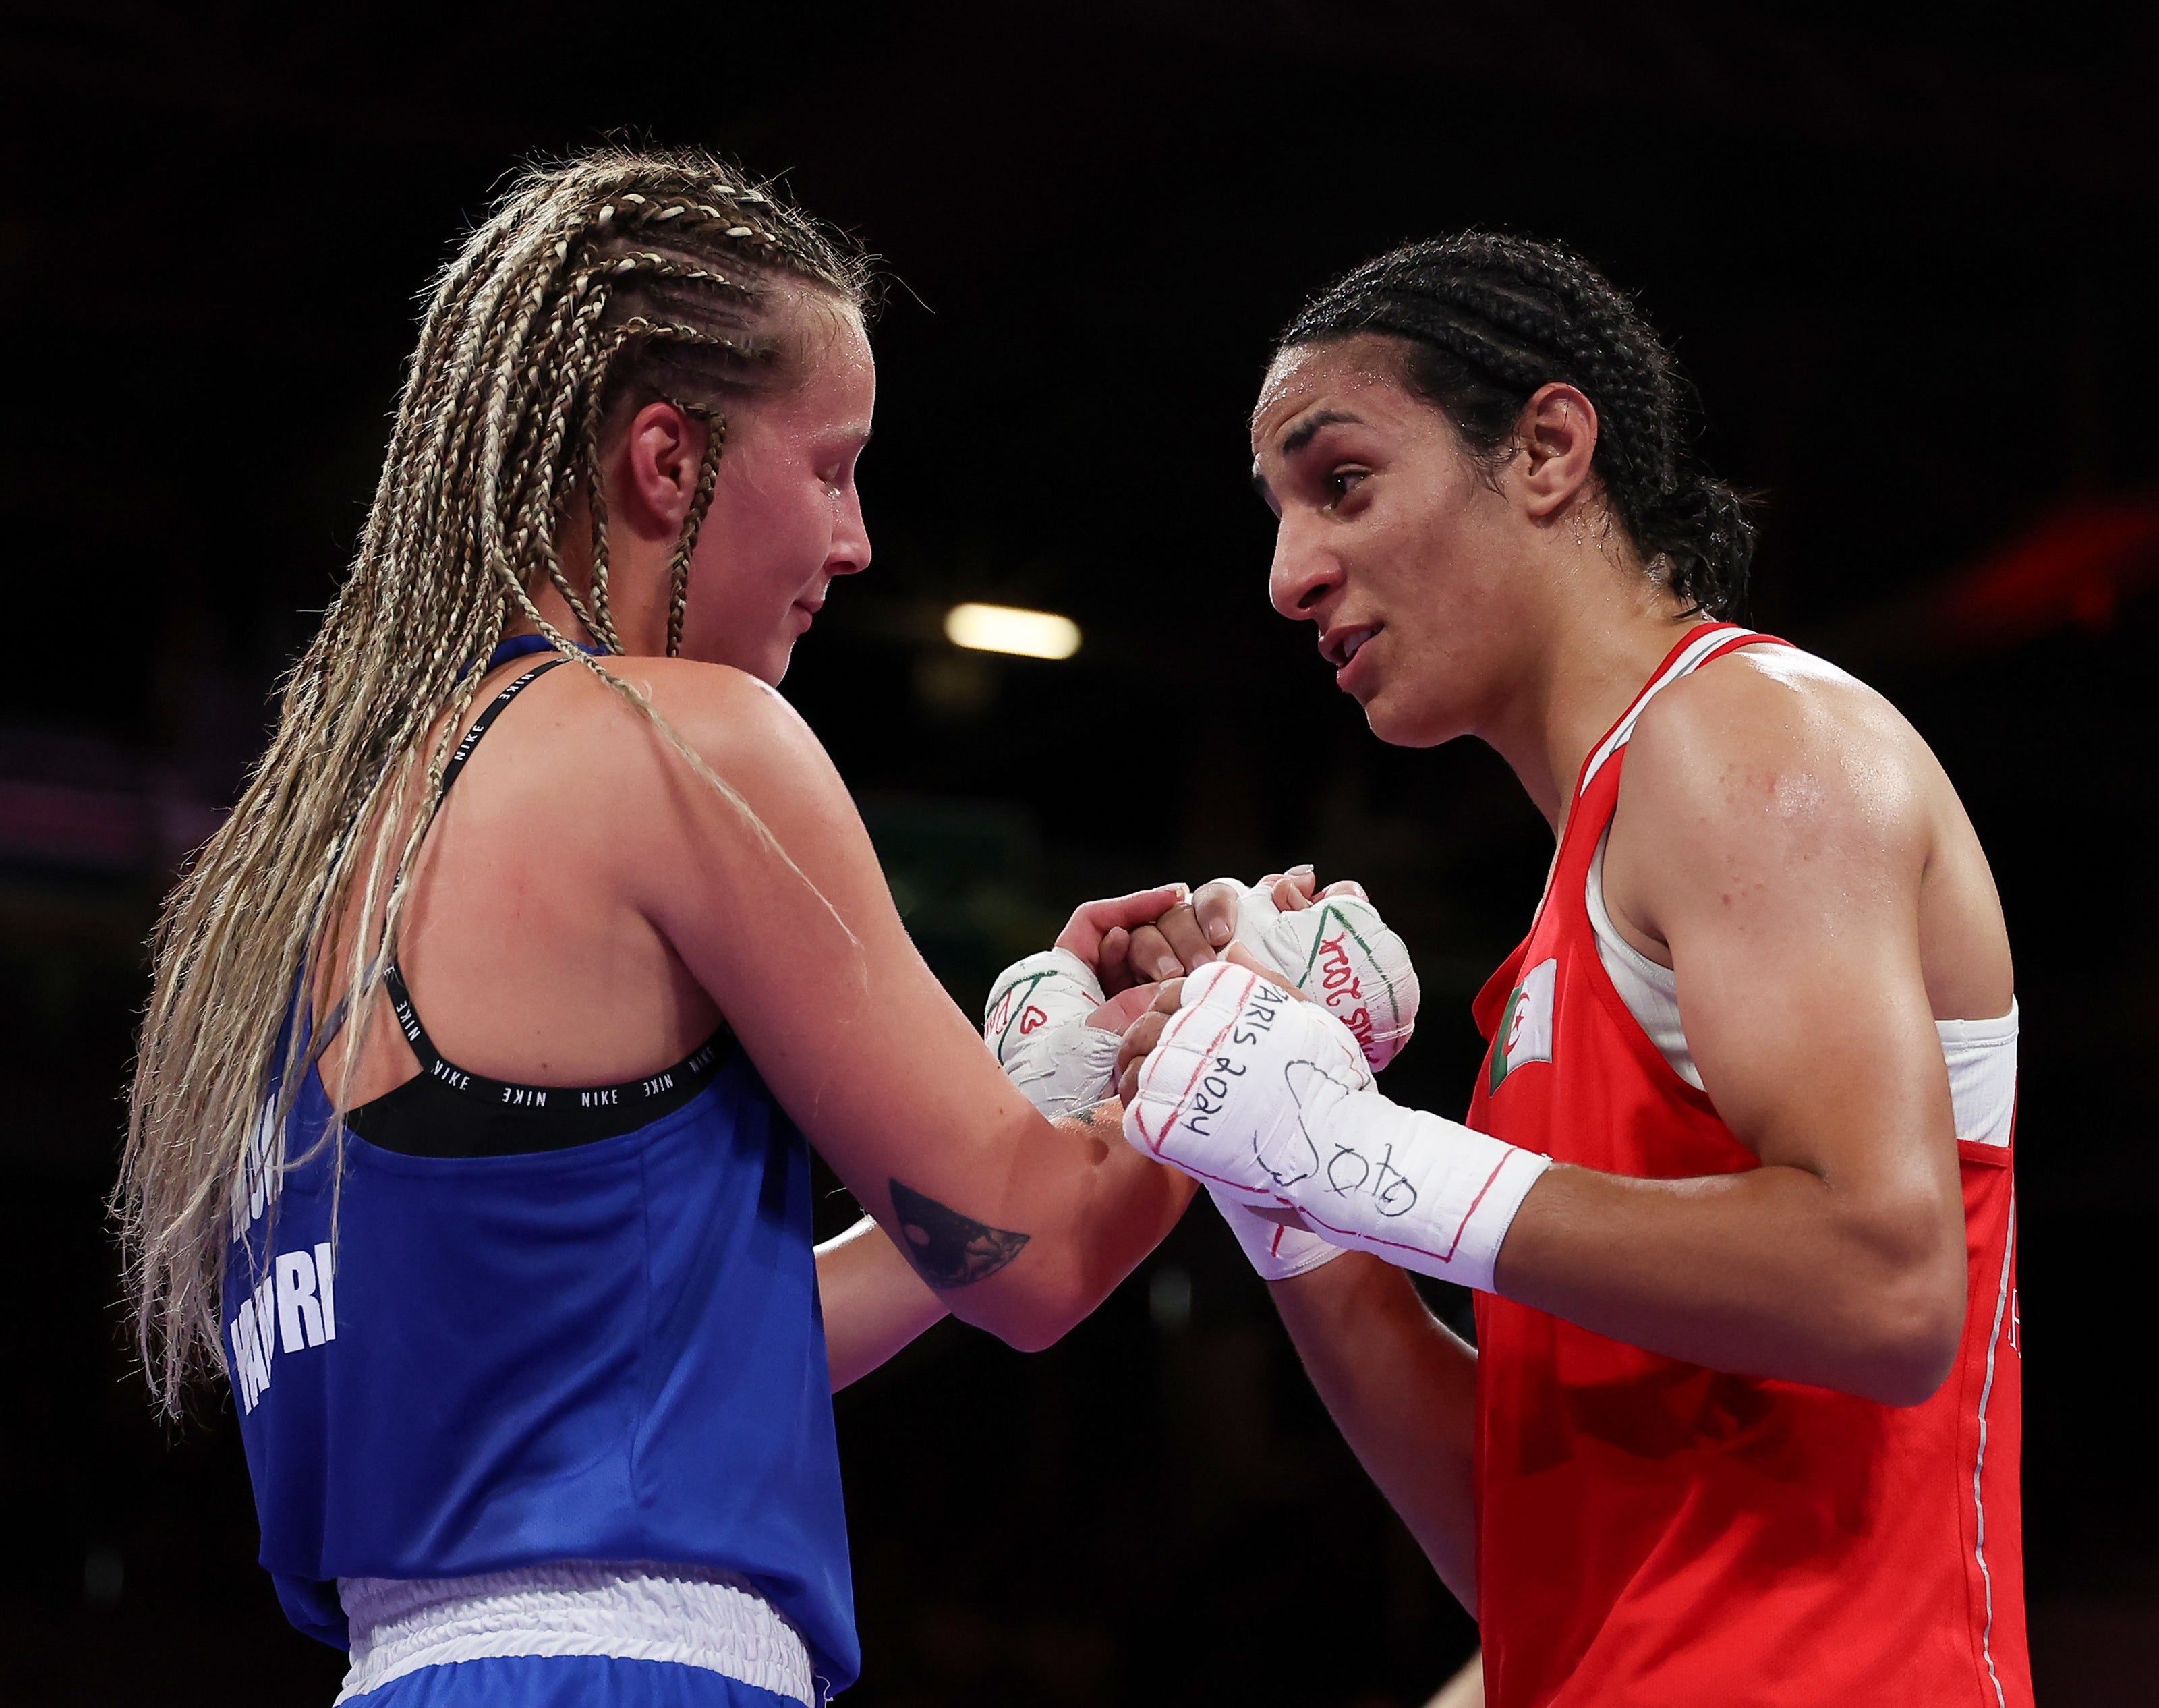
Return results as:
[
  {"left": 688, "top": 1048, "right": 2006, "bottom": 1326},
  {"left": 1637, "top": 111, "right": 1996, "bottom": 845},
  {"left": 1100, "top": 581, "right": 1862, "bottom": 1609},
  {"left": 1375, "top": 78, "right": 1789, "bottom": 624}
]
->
[
  {"left": 1574, "top": 623, "right": 1793, "bottom": 801},
  {"left": 1472, "top": 624, "right": 1793, "bottom": 1042}
]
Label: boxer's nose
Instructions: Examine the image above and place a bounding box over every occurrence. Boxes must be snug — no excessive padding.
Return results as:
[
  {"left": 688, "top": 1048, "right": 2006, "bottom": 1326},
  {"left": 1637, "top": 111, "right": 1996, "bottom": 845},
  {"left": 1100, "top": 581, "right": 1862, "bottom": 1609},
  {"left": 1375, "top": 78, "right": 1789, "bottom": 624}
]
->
[{"left": 1269, "top": 515, "right": 1344, "bottom": 622}]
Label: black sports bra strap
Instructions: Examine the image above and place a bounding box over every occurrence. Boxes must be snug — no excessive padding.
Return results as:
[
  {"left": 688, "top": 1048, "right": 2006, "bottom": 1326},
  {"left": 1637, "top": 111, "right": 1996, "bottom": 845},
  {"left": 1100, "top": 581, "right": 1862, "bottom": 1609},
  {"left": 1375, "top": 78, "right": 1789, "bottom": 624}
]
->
[
  {"left": 380, "top": 959, "right": 449, "bottom": 1073},
  {"left": 378, "top": 657, "right": 562, "bottom": 1077},
  {"left": 366, "top": 652, "right": 732, "bottom": 1133},
  {"left": 439, "top": 658, "right": 566, "bottom": 798}
]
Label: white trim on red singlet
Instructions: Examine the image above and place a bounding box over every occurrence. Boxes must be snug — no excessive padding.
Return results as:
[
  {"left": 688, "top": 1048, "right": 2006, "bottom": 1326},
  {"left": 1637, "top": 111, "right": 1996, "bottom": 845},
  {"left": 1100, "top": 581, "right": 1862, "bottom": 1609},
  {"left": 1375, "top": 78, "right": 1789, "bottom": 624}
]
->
[
  {"left": 1972, "top": 1195, "right": 2017, "bottom": 1708},
  {"left": 1578, "top": 624, "right": 1756, "bottom": 797},
  {"left": 1587, "top": 821, "right": 2021, "bottom": 1131},
  {"left": 1576, "top": 625, "right": 2022, "bottom": 1141}
]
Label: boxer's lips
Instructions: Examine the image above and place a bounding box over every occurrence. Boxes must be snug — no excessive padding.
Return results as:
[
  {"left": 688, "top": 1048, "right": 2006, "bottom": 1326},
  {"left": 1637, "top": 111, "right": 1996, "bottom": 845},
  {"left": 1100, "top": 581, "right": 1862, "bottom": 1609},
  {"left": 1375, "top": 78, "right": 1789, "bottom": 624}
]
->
[
  {"left": 1321, "top": 623, "right": 1380, "bottom": 692},
  {"left": 1318, "top": 622, "right": 1376, "bottom": 666}
]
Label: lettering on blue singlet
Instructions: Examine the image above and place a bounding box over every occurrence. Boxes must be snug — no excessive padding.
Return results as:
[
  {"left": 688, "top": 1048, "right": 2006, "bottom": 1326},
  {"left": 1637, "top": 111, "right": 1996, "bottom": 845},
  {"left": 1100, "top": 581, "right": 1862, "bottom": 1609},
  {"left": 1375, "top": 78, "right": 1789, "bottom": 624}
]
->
[
  {"left": 230, "top": 1241, "right": 337, "bottom": 1413},
  {"left": 229, "top": 1094, "right": 338, "bottom": 1415}
]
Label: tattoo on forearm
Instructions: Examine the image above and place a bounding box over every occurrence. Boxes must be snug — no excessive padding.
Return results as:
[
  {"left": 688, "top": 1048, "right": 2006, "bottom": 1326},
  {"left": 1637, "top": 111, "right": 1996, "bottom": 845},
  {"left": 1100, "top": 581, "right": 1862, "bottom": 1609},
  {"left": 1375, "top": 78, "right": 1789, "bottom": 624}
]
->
[
  {"left": 888, "top": 1178, "right": 1031, "bottom": 1289},
  {"left": 1062, "top": 1100, "right": 1111, "bottom": 1132}
]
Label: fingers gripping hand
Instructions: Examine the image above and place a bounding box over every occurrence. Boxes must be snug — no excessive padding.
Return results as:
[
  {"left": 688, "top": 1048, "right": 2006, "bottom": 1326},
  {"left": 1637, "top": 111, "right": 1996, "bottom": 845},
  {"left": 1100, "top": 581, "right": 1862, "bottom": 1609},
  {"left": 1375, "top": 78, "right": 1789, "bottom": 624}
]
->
[
  {"left": 1122, "top": 961, "right": 1373, "bottom": 1205},
  {"left": 1088, "top": 984, "right": 1161, "bottom": 1034},
  {"left": 1122, "top": 901, "right": 1221, "bottom": 986},
  {"left": 1055, "top": 884, "right": 1190, "bottom": 995},
  {"left": 1202, "top": 868, "right": 1362, "bottom": 926},
  {"left": 1114, "top": 952, "right": 1291, "bottom": 1104},
  {"left": 983, "top": 949, "right": 1122, "bottom": 1120},
  {"left": 1196, "top": 878, "right": 1420, "bottom": 1069},
  {"left": 1114, "top": 979, "right": 1181, "bottom": 1104}
]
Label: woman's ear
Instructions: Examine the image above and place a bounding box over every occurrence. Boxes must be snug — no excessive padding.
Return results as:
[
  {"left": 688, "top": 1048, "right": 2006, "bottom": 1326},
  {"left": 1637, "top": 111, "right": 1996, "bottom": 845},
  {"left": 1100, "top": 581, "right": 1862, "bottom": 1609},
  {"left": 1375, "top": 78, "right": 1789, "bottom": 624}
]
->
[
  {"left": 1514, "top": 382, "right": 1599, "bottom": 521},
  {"left": 614, "top": 401, "right": 706, "bottom": 540}
]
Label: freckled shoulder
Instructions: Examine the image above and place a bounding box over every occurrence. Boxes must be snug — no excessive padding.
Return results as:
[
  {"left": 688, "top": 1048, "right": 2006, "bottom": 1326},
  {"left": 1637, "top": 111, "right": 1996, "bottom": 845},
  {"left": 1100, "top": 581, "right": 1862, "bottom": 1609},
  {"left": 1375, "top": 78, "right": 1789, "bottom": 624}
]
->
[{"left": 1617, "top": 644, "right": 1939, "bottom": 867}]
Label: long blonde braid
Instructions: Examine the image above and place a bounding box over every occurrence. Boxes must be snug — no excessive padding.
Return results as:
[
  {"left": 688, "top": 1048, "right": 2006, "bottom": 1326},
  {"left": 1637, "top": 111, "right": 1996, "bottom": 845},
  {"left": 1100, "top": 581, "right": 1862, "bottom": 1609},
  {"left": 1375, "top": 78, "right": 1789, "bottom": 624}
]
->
[{"left": 117, "top": 148, "right": 870, "bottom": 1415}]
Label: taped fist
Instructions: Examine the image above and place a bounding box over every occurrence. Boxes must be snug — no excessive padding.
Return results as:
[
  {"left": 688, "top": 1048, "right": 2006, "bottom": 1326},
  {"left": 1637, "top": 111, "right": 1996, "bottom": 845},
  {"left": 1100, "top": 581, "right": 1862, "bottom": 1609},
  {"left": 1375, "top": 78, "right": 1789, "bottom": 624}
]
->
[
  {"left": 983, "top": 948, "right": 1122, "bottom": 1120},
  {"left": 1198, "top": 878, "right": 1419, "bottom": 1070},
  {"left": 1122, "top": 961, "right": 1550, "bottom": 1294},
  {"left": 1122, "top": 961, "right": 1374, "bottom": 1204}
]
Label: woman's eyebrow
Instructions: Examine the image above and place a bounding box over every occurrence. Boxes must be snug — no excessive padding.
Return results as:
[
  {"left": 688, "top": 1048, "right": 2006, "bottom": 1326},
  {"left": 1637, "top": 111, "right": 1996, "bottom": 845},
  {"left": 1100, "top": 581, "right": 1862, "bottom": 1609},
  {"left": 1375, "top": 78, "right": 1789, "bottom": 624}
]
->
[
  {"left": 1251, "top": 406, "right": 1364, "bottom": 502},
  {"left": 1280, "top": 408, "right": 1363, "bottom": 457}
]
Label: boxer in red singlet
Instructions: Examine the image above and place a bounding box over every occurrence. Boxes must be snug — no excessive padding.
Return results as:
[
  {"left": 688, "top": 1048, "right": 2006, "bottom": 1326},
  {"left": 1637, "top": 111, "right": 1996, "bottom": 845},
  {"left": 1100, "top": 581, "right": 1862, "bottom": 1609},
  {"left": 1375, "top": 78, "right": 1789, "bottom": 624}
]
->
[{"left": 1118, "top": 236, "right": 2028, "bottom": 1707}]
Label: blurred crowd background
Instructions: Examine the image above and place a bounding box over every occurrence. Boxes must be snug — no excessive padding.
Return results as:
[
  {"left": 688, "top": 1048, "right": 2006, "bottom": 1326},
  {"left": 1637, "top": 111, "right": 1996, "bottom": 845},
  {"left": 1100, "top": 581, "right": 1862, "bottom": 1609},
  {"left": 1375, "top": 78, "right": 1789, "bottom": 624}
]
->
[{"left": 2, "top": 4, "right": 2154, "bottom": 1703}]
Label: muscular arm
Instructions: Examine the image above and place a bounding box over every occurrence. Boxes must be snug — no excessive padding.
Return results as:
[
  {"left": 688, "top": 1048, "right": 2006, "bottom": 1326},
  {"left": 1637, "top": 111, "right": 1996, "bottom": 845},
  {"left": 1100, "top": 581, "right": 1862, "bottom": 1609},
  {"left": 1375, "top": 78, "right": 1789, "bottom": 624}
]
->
[
  {"left": 616, "top": 665, "right": 1197, "bottom": 1350},
  {"left": 1269, "top": 1253, "right": 1480, "bottom": 1607},
  {"left": 1496, "top": 654, "right": 1992, "bottom": 1404},
  {"left": 815, "top": 1104, "right": 1147, "bottom": 1386}
]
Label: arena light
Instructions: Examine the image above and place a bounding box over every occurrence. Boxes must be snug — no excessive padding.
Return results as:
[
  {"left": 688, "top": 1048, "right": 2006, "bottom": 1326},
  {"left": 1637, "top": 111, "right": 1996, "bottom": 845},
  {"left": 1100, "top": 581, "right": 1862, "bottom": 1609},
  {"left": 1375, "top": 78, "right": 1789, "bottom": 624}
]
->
[{"left": 942, "top": 602, "right": 1082, "bottom": 660}]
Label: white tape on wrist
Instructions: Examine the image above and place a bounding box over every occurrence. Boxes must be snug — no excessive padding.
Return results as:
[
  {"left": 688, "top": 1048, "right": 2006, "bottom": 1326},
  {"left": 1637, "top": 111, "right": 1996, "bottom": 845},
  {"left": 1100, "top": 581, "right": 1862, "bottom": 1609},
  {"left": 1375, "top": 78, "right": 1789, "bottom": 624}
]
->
[
  {"left": 1126, "top": 962, "right": 1549, "bottom": 1294},
  {"left": 983, "top": 948, "right": 1119, "bottom": 1120},
  {"left": 1208, "top": 880, "right": 1420, "bottom": 1069},
  {"left": 1211, "top": 1188, "right": 1346, "bottom": 1282}
]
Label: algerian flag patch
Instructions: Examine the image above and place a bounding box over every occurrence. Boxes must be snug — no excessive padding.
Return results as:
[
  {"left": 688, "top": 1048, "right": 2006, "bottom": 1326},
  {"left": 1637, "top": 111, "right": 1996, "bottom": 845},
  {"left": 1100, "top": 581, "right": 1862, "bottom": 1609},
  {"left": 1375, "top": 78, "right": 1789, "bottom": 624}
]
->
[{"left": 1489, "top": 957, "right": 1557, "bottom": 1093}]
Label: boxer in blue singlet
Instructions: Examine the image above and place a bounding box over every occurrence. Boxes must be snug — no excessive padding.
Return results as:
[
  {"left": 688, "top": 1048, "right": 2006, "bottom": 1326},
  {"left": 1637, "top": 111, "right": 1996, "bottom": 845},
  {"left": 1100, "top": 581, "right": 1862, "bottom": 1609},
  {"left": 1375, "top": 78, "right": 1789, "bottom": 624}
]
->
[{"left": 119, "top": 150, "right": 1205, "bottom": 1705}]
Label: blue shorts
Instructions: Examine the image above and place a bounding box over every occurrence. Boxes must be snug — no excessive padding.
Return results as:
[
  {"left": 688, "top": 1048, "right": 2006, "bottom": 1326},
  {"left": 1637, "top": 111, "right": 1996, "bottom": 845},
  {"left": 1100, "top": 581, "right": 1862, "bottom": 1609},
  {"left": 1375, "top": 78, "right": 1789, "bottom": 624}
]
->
[{"left": 347, "top": 1655, "right": 807, "bottom": 1707}]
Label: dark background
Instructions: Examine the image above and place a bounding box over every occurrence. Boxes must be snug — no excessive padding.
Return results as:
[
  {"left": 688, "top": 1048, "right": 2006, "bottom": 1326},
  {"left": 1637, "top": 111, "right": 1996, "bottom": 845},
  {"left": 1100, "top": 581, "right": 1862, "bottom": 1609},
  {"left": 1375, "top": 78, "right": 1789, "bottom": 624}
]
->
[{"left": 3, "top": 3, "right": 2155, "bottom": 1703}]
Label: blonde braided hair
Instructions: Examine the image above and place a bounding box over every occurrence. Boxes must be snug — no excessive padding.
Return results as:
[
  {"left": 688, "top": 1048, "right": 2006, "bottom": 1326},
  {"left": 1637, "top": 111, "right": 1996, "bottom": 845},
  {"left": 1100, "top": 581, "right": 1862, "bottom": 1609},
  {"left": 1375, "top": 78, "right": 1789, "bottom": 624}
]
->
[{"left": 117, "top": 148, "right": 869, "bottom": 1415}]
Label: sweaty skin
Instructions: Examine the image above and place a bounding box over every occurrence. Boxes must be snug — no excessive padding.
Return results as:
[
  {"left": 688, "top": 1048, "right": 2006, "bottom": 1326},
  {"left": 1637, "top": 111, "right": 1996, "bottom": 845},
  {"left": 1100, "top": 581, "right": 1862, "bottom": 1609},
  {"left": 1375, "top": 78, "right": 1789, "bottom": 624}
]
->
[
  {"left": 316, "top": 289, "right": 1197, "bottom": 1375},
  {"left": 1130, "top": 335, "right": 2013, "bottom": 1607}
]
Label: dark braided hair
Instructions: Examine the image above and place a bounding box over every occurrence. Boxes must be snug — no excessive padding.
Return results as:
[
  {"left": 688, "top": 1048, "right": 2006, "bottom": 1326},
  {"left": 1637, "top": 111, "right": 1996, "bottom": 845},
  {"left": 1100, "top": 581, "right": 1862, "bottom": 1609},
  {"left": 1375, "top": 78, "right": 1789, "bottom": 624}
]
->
[{"left": 1279, "top": 233, "right": 1753, "bottom": 619}]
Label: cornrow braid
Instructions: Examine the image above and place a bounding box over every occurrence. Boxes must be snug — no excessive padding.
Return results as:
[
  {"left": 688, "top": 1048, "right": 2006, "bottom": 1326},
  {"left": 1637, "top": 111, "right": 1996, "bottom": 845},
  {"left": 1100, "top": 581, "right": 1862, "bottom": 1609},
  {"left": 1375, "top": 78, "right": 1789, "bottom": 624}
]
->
[
  {"left": 1279, "top": 233, "right": 1753, "bottom": 619},
  {"left": 669, "top": 407, "right": 726, "bottom": 659},
  {"left": 118, "top": 146, "right": 871, "bottom": 1415},
  {"left": 568, "top": 315, "right": 760, "bottom": 652},
  {"left": 511, "top": 265, "right": 620, "bottom": 646}
]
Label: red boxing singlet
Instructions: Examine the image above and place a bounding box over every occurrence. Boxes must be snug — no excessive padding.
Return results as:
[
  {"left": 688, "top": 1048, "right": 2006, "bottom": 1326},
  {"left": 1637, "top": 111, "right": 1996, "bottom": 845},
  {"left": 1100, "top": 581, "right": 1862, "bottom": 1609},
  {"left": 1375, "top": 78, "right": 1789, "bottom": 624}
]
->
[{"left": 1467, "top": 625, "right": 2029, "bottom": 1708}]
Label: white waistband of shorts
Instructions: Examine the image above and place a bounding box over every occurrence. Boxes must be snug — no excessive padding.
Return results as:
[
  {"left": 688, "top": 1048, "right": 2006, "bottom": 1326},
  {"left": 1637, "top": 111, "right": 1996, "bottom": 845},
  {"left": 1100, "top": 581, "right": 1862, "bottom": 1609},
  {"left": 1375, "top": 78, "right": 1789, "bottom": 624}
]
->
[{"left": 335, "top": 1560, "right": 815, "bottom": 1705}]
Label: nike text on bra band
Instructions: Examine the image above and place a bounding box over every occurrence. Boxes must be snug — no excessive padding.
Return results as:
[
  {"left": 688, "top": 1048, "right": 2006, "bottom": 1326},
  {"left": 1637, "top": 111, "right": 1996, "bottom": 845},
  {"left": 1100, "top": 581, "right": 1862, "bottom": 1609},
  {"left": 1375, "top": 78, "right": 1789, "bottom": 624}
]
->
[{"left": 380, "top": 961, "right": 726, "bottom": 1117}]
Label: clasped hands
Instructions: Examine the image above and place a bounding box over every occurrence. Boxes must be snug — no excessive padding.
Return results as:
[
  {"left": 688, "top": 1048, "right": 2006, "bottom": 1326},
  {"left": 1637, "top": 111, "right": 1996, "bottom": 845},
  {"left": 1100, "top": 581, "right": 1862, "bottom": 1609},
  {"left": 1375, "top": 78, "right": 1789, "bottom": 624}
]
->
[
  {"left": 984, "top": 871, "right": 1423, "bottom": 1282},
  {"left": 987, "top": 870, "right": 1405, "bottom": 1108}
]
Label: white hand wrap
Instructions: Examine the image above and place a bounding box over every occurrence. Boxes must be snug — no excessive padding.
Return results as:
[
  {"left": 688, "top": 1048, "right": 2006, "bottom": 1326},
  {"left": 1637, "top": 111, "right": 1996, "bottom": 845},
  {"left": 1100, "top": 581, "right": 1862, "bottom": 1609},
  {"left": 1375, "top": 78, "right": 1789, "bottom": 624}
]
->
[
  {"left": 1211, "top": 1188, "right": 1347, "bottom": 1282},
  {"left": 1126, "top": 962, "right": 1551, "bottom": 1294},
  {"left": 983, "top": 948, "right": 1120, "bottom": 1120},
  {"left": 1209, "top": 880, "right": 1420, "bottom": 1070}
]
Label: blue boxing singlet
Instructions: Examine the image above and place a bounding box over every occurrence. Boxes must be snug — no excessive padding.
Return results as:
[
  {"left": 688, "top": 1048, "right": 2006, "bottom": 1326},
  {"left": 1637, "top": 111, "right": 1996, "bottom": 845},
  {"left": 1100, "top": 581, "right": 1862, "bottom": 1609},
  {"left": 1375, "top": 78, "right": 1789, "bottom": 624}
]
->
[{"left": 223, "top": 645, "right": 856, "bottom": 1704}]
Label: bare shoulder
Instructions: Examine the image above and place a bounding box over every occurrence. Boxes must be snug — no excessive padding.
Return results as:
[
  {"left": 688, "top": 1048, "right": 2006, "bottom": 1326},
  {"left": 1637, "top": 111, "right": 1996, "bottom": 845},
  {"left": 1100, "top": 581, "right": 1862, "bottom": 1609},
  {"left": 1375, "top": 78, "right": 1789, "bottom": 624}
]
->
[
  {"left": 614, "top": 655, "right": 820, "bottom": 751},
  {"left": 1619, "top": 644, "right": 1945, "bottom": 878},
  {"left": 544, "top": 654, "right": 844, "bottom": 801},
  {"left": 478, "top": 655, "right": 864, "bottom": 900},
  {"left": 1611, "top": 642, "right": 2011, "bottom": 1014}
]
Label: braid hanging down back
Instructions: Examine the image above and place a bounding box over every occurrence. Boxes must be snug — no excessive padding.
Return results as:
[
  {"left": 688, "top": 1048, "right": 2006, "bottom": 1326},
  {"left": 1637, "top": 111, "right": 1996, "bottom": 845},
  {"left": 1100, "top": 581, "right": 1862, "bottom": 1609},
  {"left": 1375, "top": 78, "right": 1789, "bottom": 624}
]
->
[
  {"left": 117, "top": 148, "right": 871, "bottom": 1415},
  {"left": 1279, "top": 232, "right": 1754, "bottom": 619}
]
